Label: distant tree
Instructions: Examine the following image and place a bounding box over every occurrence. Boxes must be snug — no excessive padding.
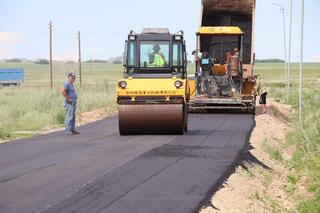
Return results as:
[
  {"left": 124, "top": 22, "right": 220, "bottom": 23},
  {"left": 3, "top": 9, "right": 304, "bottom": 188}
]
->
[
  {"left": 109, "top": 56, "right": 122, "bottom": 64},
  {"left": 87, "top": 59, "right": 108, "bottom": 63},
  {"left": 255, "top": 58, "right": 284, "bottom": 63},
  {"left": 113, "top": 60, "right": 122, "bottom": 64},
  {"left": 65, "top": 60, "right": 76, "bottom": 64},
  {"left": 34, "top": 59, "right": 49, "bottom": 65},
  {"left": 6, "top": 58, "right": 22, "bottom": 62}
]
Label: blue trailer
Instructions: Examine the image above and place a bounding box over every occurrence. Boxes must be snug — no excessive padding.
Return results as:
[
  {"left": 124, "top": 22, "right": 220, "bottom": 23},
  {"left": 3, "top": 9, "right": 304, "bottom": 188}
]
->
[{"left": 0, "top": 68, "right": 24, "bottom": 86}]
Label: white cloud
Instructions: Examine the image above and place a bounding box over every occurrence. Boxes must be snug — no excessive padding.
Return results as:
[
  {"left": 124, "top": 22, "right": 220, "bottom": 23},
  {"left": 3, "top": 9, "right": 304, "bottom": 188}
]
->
[
  {"left": 54, "top": 50, "right": 78, "bottom": 62},
  {"left": 39, "top": 49, "right": 78, "bottom": 62},
  {"left": 0, "top": 32, "right": 24, "bottom": 45},
  {"left": 0, "top": 32, "right": 25, "bottom": 58},
  {"left": 311, "top": 54, "right": 320, "bottom": 62},
  {"left": 0, "top": 49, "right": 10, "bottom": 58}
]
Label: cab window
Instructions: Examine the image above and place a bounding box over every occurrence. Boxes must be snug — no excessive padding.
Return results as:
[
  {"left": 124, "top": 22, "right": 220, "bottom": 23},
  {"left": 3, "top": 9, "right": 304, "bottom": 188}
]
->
[
  {"left": 128, "top": 41, "right": 136, "bottom": 66},
  {"left": 173, "top": 43, "right": 183, "bottom": 67}
]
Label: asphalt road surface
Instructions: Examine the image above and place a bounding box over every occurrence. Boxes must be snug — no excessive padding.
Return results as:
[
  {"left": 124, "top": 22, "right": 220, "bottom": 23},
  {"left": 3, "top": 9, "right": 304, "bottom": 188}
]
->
[{"left": 0, "top": 114, "right": 254, "bottom": 213}]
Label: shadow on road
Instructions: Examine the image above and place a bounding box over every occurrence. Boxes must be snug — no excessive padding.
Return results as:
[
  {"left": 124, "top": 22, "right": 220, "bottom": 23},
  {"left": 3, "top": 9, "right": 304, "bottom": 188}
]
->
[{"left": 240, "top": 144, "right": 272, "bottom": 171}]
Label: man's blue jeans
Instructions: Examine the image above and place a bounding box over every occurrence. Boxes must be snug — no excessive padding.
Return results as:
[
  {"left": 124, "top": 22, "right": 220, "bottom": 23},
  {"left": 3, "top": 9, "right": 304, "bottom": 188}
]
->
[{"left": 65, "top": 103, "right": 76, "bottom": 134}]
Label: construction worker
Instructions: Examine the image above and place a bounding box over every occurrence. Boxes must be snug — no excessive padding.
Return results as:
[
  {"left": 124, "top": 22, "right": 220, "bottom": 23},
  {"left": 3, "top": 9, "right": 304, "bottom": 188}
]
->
[
  {"left": 225, "top": 50, "right": 232, "bottom": 74},
  {"left": 149, "top": 44, "right": 166, "bottom": 67},
  {"left": 60, "top": 73, "right": 80, "bottom": 135},
  {"left": 229, "top": 48, "right": 241, "bottom": 92},
  {"left": 255, "top": 76, "right": 268, "bottom": 113},
  {"left": 230, "top": 48, "right": 240, "bottom": 75}
]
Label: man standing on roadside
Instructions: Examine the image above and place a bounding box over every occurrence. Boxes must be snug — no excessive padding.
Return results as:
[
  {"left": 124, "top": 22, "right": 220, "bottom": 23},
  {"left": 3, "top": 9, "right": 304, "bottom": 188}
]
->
[{"left": 61, "top": 73, "right": 80, "bottom": 135}]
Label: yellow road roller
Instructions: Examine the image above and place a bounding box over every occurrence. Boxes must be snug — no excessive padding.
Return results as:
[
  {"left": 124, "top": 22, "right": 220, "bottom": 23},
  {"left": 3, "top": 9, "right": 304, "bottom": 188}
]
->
[{"left": 116, "top": 28, "right": 188, "bottom": 135}]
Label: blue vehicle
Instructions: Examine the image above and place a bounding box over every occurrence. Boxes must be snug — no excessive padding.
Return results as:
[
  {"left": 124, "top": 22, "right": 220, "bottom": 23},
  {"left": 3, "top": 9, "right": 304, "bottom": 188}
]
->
[{"left": 0, "top": 68, "right": 24, "bottom": 86}]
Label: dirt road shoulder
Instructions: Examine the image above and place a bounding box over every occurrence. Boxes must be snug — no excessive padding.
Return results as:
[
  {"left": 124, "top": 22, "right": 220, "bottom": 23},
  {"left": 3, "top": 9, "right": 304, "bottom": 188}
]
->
[{"left": 200, "top": 100, "right": 312, "bottom": 213}]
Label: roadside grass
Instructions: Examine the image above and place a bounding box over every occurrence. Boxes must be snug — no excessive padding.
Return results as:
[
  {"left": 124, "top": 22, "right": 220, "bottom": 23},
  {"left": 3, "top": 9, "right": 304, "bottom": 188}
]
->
[
  {"left": 286, "top": 174, "right": 299, "bottom": 194},
  {"left": 0, "top": 62, "right": 120, "bottom": 139},
  {"left": 262, "top": 138, "right": 283, "bottom": 162},
  {"left": 256, "top": 62, "right": 320, "bottom": 213},
  {"left": 288, "top": 89, "right": 320, "bottom": 213},
  {"left": 249, "top": 190, "right": 294, "bottom": 213}
]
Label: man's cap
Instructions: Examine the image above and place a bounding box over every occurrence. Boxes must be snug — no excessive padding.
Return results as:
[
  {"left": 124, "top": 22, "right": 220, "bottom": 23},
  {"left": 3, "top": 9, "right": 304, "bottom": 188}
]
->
[{"left": 68, "top": 72, "right": 76, "bottom": 78}]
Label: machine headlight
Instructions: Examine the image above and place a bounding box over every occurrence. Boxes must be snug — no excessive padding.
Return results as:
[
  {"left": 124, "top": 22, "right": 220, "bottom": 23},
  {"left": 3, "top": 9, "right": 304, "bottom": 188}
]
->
[
  {"left": 129, "top": 35, "right": 136, "bottom": 40},
  {"left": 174, "top": 35, "right": 182, "bottom": 41},
  {"left": 118, "top": 81, "right": 127, "bottom": 89},
  {"left": 174, "top": 80, "right": 183, "bottom": 88}
]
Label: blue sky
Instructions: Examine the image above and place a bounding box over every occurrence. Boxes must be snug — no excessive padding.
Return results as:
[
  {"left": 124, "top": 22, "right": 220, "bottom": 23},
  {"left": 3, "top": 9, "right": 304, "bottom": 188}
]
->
[{"left": 0, "top": 0, "right": 319, "bottom": 62}]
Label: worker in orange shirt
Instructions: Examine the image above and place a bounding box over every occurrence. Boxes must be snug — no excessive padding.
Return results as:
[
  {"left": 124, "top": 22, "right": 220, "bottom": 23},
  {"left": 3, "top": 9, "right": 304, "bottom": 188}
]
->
[{"left": 225, "top": 50, "right": 232, "bottom": 74}]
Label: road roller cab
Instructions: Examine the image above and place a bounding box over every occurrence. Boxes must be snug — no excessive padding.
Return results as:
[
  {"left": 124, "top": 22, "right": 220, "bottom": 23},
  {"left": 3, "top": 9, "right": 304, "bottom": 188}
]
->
[{"left": 117, "top": 28, "right": 188, "bottom": 135}]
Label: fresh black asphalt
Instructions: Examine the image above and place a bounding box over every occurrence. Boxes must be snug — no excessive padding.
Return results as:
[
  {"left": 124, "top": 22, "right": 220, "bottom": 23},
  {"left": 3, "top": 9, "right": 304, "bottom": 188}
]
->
[{"left": 0, "top": 114, "right": 254, "bottom": 213}]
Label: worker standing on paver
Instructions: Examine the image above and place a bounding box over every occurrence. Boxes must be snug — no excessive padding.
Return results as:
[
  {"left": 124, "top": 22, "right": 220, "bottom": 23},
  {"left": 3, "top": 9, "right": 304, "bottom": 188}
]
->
[
  {"left": 225, "top": 50, "right": 232, "bottom": 74},
  {"left": 255, "top": 75, "right": 268, "bottom": 114},
  {"left": 229, "top": 48, "right": 241, "bottom": 92},
  {"left": 61, "top": 73, "right": 80, "bottom": 135}
]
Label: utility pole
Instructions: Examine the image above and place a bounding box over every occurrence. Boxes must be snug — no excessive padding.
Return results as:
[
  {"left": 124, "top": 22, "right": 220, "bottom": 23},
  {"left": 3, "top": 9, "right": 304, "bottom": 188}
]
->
[
  {"left": 78, "top": 31, "right": 82, "bottom": 87},
  {"left": 282, "top": 6, "right": 287, "bottom": 84},
  {"left": 90, "top": 57, "right": 92, "bottom": 72},
  {"left": 299, "top": 0, "right": 304, "bottom": 122},
  {"left": 287, "top": 0, "right": 292, "bottom": 103},
  {"left": 273, "top": 3, "right": 287, "bottom": 87},
  {"left": 49, "top": 20, "right": 53, "bottom": 89}
]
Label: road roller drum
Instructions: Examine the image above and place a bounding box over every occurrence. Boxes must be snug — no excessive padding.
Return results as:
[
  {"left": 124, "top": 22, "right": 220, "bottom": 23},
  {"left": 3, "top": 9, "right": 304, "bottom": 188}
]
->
[{"left": 118, "top": 104, "right": 184, "bottom": 135}]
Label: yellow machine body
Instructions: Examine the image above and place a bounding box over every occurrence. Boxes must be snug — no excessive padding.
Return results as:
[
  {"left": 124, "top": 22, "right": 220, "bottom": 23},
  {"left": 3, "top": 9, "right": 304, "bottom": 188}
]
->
[
  {"left": 197, "top": 26, "right": 244, "bottom": 36},
  {"left": 117, "top": 78, "right": 187, "bottom": 101}
]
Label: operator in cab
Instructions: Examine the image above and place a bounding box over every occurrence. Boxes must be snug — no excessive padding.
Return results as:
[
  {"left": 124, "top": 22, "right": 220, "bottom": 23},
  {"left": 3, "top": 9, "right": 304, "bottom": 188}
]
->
[{"left": 148, "top": 44, "right": 166, "bottom": 67}]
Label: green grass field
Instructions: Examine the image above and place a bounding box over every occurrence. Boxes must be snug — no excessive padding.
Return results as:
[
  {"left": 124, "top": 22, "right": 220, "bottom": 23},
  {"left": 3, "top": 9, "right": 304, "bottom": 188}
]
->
[
  {"left": 254, "top": 62, "right": 320, "bottom": 104},
  {"left": 0, "top": 61, "right": 121, "bottom": 139}
]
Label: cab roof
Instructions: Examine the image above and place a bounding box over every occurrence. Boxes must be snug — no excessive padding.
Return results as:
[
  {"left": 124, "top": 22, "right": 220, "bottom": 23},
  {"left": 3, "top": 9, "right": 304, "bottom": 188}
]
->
[
  {"left": 142, "top": 28, "right": 170, "bottom": 34},
  {"left": 196, "top": 26, "right": 243, "bottom": 35}
]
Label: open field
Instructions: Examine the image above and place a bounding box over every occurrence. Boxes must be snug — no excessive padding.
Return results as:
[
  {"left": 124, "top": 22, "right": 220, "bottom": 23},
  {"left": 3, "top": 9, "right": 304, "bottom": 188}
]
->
[
  {"left": 0, "top": 62, "right": 319, "bottom": 139},
  {"left": 0, "top": 62, "right": 121, "bottom": 139},
  {"left": 254, "top": 62, "right": 320, "bottom": 105}
]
